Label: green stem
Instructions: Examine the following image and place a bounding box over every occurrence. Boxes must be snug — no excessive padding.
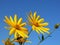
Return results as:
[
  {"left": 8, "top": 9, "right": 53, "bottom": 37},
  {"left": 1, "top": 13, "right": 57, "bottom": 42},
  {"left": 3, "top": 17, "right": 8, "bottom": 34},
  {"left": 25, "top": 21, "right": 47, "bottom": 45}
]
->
[
  {"left": 37, "top": 29, "right": 56, "bottom": 45},
  {"left": 9, "top": 35, "right": 11, "bottom": 38},
  {"left": 19, "top": 42, "right": 21, "bottom": 45},
  {"left": 11, "top": 38, "right": 16, "bottom": 42},
  {"left": 28, "top": 29, "right": 32, "bottom": 35},
  {"left": 19, "top": 43, "right": 24, "bottom": 45},
  {"left": 23, "top": 29, "right": 32, "bottom": 45}
]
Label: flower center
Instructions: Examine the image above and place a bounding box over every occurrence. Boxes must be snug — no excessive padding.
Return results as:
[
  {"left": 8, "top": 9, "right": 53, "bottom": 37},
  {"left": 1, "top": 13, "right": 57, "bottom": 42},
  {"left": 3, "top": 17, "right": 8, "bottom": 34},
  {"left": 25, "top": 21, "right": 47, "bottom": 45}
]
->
[
  {"left": 15, "top": 25, "right": 20, "bottom": 30},
  {"left": 34, "top": 23, "right": 39, "bottom": 27}
]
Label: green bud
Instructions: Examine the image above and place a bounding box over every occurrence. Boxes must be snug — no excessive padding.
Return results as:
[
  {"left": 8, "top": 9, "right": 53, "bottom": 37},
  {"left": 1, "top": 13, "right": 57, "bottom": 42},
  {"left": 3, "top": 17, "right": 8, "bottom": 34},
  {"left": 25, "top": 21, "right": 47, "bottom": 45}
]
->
[{"left": 54, "top": 24, "right": 60, "bottom": 29}]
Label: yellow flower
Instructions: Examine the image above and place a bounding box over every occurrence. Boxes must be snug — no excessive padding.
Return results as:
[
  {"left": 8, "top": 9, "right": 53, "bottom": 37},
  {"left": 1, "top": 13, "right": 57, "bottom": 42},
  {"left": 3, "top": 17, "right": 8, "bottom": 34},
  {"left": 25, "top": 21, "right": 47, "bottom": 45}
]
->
[
  {"left": 28, "top": 12, "right": 50, "bottom": 34},
  {"left": 4, "top": 14, "right": 28, "bottom": 38},
  {"left": 15, "top": 36, "right": 31, "bottom": 44},
  {"left": 2, "top": 38, "right": 14, "bottom": 45},
  {"left": 11, "top": 33, "right": 31, "bottom": 44}
]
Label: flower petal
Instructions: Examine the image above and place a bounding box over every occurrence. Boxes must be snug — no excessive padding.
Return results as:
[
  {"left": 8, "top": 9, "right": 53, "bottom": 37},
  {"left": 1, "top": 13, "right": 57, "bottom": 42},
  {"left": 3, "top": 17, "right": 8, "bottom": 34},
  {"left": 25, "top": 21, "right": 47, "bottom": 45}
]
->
[
  {"left": 20, "top": 23, "right": 26, "bottom": 27},
  {"left": 4, "top": 16, "right": 14, "bottom": 27},
  {"left": 18, "top": 18, "right": 22, "bottom": 24},
  {"left": 14, "top": 14, "right": 17, "bottom": 24},
  {"left": 29, "top": 12, "right": 33, "bottom": 19},
  {"left": 36, "top": 27, "right": 44, "bottom": 34},
  {"left": 35, "top": 30, "right": 40, "bottom": 34},
  {"left": 39, "top": 22, "right": 48, "bottom": 26},
  {"left": 36, "top": 16, "right": 40, "bottom": 21},
  {"left": 33, "top": 12, "right": 36, "bottom": 19},
  {"left": 38, "top": 27, "right": 50, "bottom": 34},
  {"left": 14, "top": 32, "right": 18, "bottom": 39},
  {"left": 10, "top": 16, "right": 15, "bottom": 25},
  {"left": 28, "top": 15, "right": 33, "bottom": 23},
  {"left": 9, "top": 28, "right": 15, "bottom": 35},
  {"left": 38, "top": 18, "right": 44, "bottom": 23},
  {"left": 16, "top": 30, "right": 28, "bottom": 38}
]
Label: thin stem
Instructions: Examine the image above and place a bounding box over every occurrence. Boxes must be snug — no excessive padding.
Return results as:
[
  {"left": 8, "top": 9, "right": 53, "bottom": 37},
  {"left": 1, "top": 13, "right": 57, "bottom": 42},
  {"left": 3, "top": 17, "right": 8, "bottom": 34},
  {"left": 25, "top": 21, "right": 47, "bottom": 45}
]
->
[
  {"left": 19, "top": 42, "right": 21, "bottom": 45},
  {"left": 37, "top": 29, "right": 56, "bottom": 45},
  {"left": 23, "top": 29, "right": 32, "bottom": 45},
  {"left": 8, "top": 35, "right": 11, "bottom": 38},
  {"left": 11, "top": 38, "right": 16, "bottom": 42},
  {"left": 19, "top": 42, "right": 23, "bottom": 45},
  {"left": 28, "top": 29, "right": 32, "bottom": 35}
]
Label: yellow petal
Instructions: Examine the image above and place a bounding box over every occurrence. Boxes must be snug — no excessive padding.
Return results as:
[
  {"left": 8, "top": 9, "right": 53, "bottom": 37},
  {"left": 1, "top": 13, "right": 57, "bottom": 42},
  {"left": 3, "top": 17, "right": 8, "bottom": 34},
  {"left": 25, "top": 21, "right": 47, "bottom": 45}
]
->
[
  {"left": 32, "top": 25, "right": 41, "bottom": 34},
  {"left": 39, "top": 30, "right": 44, "bottom": 34},
  {"left": 26, "top": 40, "right": 31, "bottom": 43},
  {"left": 28, "top": 16, "right": 33, "bottom": 23},
  {"left": 39, "top": 22, "right": 48, "bottom": 26},
  {"left": 40, "top": 27, "right": 50, "bottom": 31},
  {"left": 18, "top": 18, "right": 22, "bottom": 24},
  {"left": 20, "top": 27, "right": 28, "bottom": 34},
  {"left": 42, "top": 30, "right": 50, "bottom": 34},
  {"left": 32, "top": 25, "right": 36, "bottom": 30},
  {"left": 38, "top": 18, "right": 44, "bottom": 23},
  {"left": 36, "top": 16, "right": 40, "bottom": 21},
  {"left": 35, "top": 30, "right": 40, "bottom": 34},
  {"left": 22, "top": 30, "right": 28, "bottom": 35},
  {"left": 10, "top": 16, "right": 15, "bottom": 25},
  {"left": 33, "top": 12, "right": 36, "bottom": 19},
  {"left": 16, "top": 30, "right": 28, "bottom": 38},
  {"left": 4, "top": 16, "right": 13, "bottom": 26},
  {"left": 10, "top": 16, "right": 14, "bottom": 22},
  {"left": 20, "top": 27, "right": 27, "bottom": 30},
  {"left": 4, "top": 26, "right": 11, "bottom": 30},
  {"left": 29, "top": 12, "right": 33, "bottom": 19},
  {"left": 9, "top": 28, "right": 15, "bottom": 35},
  {"left": 14, "top": 32, "right": 18, "bottom": 39},
  {"left": 4, "top": 20, "right": 11, "bottom": 26},
  {"left": 39, "top": 27, "right": 50, "bottom": 34},
  {"left": 14, "top": 14, "right": 17, "bottom": 24},
  {"left": 37, "top": 27, "right": 44, "bottom": 34},
  {"left": 4, "top": 19, "right": 14, "bottom": 27},
  {"left": 5, "top": 16, "right": 10, "bottom": 21},
  {"left": 20, "top": 23, "right": 26, "bottom": 27}
]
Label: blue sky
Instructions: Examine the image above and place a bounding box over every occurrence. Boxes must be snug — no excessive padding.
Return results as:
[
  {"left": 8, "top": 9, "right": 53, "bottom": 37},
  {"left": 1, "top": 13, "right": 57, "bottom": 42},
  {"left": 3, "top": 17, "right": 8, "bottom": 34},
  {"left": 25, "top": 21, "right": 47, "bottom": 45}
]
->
[{"left": 0, "top": 0, "right": 60, "bottom": 45}]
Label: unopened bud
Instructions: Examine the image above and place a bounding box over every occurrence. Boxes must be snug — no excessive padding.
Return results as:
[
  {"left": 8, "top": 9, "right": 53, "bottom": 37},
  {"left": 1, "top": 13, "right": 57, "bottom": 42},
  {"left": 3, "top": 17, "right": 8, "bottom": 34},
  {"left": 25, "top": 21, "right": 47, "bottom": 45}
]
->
[{"left": 54, "top": 24, "right": 59, "bottom": 29}]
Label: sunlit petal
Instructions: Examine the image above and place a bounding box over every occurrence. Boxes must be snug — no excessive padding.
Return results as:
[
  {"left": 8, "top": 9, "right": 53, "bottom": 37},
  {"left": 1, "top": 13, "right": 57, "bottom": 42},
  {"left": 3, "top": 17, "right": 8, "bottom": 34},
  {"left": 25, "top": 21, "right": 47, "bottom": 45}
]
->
[
  {"left": 16, "top": 30, "right": 28, "bottom": 38},
  {"left": 9, "top": 28, "right": 15, "bottom": 35},
  {"left": 18, "top": 18, "right": 22, "bottom": 24},
  {"left": 10, "top": 16, "right": 15, "bottom": 25},
  {"left": 39, "top": 22, "right": 48, "bottom": 26},
  {"left": 38, "top": 18, "right": 44, "bottom": 23},
  {"left": 36, "top": 16, "right": 40, "bottom": 21},
  {"left": 20, "top": 23, "right": 26, "bottom": 27},
  {"left": 33, "top": 12, "right": 36, "bottom": 19},
  {"left": 14, "top": 14, "right": 17, "bottom": 24}
]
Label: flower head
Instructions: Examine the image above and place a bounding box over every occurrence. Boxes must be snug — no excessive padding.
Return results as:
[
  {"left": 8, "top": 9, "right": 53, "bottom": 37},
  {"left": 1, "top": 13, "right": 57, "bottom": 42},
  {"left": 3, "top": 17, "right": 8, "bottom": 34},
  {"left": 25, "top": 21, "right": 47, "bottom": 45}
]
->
[
  {"left": 4, "top": 14, "right": 28, "bottom": 38},
  {"left": 14, "top": 33, "right": 31, "bottom": 44},
  {"left": 54, "top": 24, "right": 60, "bottom": 29},
  {"left": 15, "top": 37, "right": 30, "bottom": 44},
  {"left": 2, "top": 38, "right": 14, "bottom": 45},
  {"left": 28, "top": 12, "right": 50, "bottom": 34}
]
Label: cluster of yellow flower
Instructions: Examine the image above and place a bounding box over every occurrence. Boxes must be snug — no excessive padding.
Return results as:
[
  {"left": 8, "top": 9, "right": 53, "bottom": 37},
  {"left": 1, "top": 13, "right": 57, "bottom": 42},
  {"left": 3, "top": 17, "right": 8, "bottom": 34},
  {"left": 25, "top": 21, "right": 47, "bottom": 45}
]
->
[{"left": 3, "top": 12, "right": 50, "bottom": 45}]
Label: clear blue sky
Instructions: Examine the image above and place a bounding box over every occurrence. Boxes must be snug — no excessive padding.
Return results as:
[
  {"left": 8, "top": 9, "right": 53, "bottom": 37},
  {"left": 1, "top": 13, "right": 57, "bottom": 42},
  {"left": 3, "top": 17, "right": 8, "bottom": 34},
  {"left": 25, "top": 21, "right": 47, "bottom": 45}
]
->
[{"left": 0, "top": 0, "right": 60, "bottom": 45}]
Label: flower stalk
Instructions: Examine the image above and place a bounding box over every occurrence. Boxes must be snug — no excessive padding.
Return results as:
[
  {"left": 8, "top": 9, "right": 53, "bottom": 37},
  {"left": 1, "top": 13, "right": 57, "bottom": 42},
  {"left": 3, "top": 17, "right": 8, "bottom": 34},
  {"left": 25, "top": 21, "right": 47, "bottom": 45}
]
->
[{"left": 37, "top": 28, "right": 57, "bottom": 45}]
